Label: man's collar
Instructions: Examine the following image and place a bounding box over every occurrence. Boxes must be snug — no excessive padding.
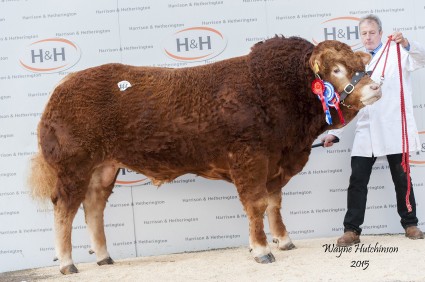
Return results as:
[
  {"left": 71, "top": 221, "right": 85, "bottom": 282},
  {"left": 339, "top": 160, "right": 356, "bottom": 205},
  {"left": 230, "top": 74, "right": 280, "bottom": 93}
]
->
[{"left": 367, "top": 42, "right": 383, "bottom": 56}]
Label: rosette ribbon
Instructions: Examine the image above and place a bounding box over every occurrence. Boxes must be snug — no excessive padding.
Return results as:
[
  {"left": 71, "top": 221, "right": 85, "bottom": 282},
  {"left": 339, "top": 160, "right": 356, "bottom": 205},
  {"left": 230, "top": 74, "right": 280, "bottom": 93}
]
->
[
  {"left": 323, "top": 81, "right": 345, "bottom": 125},
  {"left": 311, "top": 78, "right": 332, "bottom": 125},
  {"left": 311, "top": 79, "right": 345, "bottom": 125}
]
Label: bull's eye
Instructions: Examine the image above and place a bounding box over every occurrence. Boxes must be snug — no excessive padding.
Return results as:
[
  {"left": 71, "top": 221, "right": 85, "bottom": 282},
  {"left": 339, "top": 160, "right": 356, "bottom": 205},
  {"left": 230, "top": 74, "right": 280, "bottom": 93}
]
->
[{"left": 333, "top": 68, "right": 340, "bottom": 74}]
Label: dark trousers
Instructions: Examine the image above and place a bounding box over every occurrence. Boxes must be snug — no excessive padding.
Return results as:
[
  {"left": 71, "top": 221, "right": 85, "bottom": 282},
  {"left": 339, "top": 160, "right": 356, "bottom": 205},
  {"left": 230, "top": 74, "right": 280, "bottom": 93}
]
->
[{"left": 343, "top": 154, "right": 418, "bottom": 234}]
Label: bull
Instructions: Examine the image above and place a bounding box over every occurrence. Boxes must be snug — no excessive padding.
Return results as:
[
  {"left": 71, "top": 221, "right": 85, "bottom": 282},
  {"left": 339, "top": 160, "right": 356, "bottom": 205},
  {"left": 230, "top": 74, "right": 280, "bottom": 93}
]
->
[{"left": 29, "top": 36, "right": 381, "bottom": 274}]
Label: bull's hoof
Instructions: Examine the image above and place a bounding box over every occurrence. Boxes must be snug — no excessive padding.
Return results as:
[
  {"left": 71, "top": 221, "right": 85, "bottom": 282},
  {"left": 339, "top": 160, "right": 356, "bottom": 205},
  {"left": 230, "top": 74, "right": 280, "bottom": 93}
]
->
[
  {"left": 254, "top": 253, "right": 276, "bottom": 264},
  {"left": 60, "top": 264, "right": 79, "bottom": 275},
  {"left": 280, "top": 242, "right": 296, "bottom": 250},
  {"left": 273, "top": 239, "right": 296, "bottom": 250},
  {"left": 53, "top": 256, "right": 58, "bottom": 261},
  {"left": 97, "top": 257, "right": 114, "bottom": 266}
]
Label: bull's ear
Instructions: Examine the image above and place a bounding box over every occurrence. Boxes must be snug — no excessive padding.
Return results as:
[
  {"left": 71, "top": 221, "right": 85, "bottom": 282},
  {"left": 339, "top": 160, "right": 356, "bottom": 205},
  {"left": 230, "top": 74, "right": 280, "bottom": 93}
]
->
[{"left": 356, "top": 51, "right": 372, "bottom": 65}]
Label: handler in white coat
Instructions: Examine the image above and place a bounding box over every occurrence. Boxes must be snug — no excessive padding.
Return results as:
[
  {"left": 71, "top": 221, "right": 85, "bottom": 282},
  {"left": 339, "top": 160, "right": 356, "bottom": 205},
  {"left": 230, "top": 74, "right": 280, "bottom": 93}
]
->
[{"left": 323, "top": 14, "right": 425, "bottom": 246}]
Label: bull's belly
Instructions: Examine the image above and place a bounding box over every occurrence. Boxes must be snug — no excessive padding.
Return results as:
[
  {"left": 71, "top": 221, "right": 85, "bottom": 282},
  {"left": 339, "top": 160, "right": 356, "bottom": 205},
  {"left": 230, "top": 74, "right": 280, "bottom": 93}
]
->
[
  {"left": 119, "top": 163, "right": 233, "bottom": 186},
  {"left": 115, "top": 149, "right": 232, "bottom": 186}
]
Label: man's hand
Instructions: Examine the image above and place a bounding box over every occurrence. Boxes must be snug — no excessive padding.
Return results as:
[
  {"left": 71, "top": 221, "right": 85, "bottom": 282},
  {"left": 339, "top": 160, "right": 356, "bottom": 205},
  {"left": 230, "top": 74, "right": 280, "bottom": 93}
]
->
[
  {"left": 321, "top": 134, "right": 337, "bottom": 147},
  {"left": 391, "top": 32, "right": 409, "bottom": 49}
]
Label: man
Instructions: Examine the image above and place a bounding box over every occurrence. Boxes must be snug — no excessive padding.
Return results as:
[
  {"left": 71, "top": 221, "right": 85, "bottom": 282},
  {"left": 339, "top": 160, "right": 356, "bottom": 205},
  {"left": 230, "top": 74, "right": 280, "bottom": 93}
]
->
[{"left": 323, "top": 14, "right": 425, "bottom": 246}]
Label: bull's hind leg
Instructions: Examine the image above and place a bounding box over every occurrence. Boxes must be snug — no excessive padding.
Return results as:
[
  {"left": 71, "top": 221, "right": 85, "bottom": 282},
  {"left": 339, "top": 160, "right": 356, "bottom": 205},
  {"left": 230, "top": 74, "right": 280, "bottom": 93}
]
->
[
  {"left": 83, "top": 163, "right": 118, "bottom": 266},
  {"left": 53, "top": 178, "right": 87, "bottom": 274},
  {"left": 266, "top": 189, "right": 295, "bottom": 251},
  {"left": 230, "top": 152, "right": 275, "bottom": 263}
]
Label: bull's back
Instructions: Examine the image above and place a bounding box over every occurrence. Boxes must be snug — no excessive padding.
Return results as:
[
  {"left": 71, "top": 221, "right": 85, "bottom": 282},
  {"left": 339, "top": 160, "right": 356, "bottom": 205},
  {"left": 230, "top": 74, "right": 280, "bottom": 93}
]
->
[
  {"left": 40, "top": 60, "right": 266, "bottom": 174},
  {"left": 122, "top": 63, "right": 264, "bottom": 173},
  {"left": 111, "top": 60, "right": 255, "bottom": 169}
]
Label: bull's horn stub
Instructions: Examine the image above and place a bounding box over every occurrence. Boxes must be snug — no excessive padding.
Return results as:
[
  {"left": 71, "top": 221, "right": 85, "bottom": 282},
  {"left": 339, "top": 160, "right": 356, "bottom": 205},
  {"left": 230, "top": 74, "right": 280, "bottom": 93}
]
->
[{"left": 118, "top": 80, "right": 132, "bottom": 91}]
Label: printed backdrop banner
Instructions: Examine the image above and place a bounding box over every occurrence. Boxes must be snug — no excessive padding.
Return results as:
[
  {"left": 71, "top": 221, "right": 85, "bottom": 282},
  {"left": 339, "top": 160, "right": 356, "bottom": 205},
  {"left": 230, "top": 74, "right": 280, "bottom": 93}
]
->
[{"left": 1, "top": 0, "right": 425, "bottom": 273}]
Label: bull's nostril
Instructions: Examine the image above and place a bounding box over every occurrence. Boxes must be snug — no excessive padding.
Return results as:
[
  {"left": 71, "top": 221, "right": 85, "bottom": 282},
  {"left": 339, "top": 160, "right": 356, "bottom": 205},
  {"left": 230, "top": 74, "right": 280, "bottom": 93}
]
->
[{"left": 370, "top": 84, "right": 380, "bottom": 90}]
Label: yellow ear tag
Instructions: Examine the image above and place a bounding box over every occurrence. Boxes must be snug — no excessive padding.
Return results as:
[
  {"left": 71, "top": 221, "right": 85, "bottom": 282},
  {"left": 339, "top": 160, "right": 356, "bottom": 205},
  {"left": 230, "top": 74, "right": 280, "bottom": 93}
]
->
[{"left": 313, "top": 61, "right": 320, "bottom": 74}]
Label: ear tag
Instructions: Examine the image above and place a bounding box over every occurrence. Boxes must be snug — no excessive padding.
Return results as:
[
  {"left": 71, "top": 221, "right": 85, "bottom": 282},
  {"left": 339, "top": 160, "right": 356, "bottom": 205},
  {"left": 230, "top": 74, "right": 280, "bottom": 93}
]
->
[
  {"left": 118, "top": 81, "right": 132, "bottom": 91},
  {"left": 313, "top": 61, "right": 320, "bottom": 74}
]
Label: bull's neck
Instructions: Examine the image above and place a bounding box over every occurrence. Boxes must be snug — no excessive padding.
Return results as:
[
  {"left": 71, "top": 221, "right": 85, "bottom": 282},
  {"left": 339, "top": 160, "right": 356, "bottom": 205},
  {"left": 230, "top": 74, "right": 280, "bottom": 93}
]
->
[
  {"left": 248, "top": 47, "right": 359, "bottom": 145},
  {"left": 256, "top": 71, "right": 330, "bottom": 147}
]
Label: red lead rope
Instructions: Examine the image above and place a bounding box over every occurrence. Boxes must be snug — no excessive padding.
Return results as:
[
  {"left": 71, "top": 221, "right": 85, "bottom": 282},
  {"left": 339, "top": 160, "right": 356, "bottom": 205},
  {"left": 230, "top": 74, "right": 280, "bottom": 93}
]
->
[
  {"left": 370, "top": 37, "right": 392, "bottom": 80},
  {"left": 396, "top": 43, "right": 413, "bottom": 212},
  {"left": 371, "top": 36, "right": 412, "bottom": 212}
]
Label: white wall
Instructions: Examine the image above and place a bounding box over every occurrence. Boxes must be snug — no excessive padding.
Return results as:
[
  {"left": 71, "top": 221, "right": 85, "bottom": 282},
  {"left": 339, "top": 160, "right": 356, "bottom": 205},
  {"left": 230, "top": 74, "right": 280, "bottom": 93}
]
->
[{"left": 1, "top": 0, "right": 425, "bottom": 273}]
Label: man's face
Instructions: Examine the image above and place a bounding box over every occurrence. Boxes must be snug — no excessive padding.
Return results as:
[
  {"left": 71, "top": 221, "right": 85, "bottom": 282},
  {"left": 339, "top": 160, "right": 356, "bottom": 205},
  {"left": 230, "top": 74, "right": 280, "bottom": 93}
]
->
[{"left": 359, "top": 20, "right": 383, "bottom": 51}]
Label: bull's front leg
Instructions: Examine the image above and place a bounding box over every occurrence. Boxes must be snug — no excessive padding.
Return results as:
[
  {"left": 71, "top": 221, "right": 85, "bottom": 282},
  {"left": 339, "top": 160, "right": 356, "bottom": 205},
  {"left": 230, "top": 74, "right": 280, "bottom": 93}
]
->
[
  {"left": 230, "top": 152, "right": 275, "bottom": 263},
  {"left": 244, "top": 195, "right": 275, "bottom": 263},
  {"left": 266, "top": 190, "right": 295, "bottom": 251}
]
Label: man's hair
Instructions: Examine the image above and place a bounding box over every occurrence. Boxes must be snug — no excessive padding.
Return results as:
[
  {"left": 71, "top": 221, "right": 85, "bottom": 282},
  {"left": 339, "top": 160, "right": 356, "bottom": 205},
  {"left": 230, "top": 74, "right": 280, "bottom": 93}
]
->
[{"left": 359, "top": 14, "right": 382, "bottom": 32}]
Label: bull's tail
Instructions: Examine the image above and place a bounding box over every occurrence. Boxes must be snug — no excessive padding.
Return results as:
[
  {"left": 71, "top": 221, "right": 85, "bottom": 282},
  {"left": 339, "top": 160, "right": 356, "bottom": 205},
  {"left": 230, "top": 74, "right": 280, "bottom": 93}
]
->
[{"left": 28, "top": 152, "right": 57, "bottom": 203}]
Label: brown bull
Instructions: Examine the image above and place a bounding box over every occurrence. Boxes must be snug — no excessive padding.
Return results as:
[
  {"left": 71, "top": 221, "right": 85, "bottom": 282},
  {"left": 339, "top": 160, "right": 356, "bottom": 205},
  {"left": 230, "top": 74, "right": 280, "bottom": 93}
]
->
[{"left": 29, "top": 36, "right": 381, "bottom": 274}]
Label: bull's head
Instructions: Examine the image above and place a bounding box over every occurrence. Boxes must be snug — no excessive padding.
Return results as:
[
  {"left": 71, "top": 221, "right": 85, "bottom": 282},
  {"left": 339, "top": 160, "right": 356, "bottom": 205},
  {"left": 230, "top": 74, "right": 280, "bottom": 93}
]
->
[{"left": 309, "top": 40, "right": 382, "bottom": 112}]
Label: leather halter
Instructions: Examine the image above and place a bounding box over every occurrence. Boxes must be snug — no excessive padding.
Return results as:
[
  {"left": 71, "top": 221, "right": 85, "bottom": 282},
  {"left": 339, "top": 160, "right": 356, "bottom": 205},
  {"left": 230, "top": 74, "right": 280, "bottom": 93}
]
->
[{"left": 339, "top": 71, "right": 371, "bottom": 101}]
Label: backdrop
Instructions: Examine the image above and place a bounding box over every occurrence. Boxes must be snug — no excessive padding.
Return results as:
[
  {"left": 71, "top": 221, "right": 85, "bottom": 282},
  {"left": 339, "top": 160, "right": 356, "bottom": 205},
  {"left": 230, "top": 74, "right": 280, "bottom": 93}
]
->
[{"left": 1, "top": 0, "right": 424, "bottom": 273}]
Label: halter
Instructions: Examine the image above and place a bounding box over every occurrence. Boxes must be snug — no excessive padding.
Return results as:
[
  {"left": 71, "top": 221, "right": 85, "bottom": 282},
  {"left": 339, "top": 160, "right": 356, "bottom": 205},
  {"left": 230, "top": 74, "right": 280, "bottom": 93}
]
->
[{"left": 339, "top": 71, "right": 370, "bottom": 101}]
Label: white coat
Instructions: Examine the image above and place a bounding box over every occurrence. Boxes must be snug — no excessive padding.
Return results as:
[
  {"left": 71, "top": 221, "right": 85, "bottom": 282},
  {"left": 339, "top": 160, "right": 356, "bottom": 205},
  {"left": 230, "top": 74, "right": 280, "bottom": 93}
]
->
[{"left": 331, "top": 40, "right": 425, "bottom": 157}]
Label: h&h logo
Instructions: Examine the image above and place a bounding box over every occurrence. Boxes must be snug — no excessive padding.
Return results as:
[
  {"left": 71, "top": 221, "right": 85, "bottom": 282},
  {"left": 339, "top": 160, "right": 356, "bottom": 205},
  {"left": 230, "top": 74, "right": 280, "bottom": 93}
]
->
[
  {"left": 312, "top": 17, "right": 362, "bottom": 50},
  {"left": 163, "top": 27, "right": 227, "bottom": 62},
  {"left": 19, "top": 38, "right": 81, "bottom": 73}
]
